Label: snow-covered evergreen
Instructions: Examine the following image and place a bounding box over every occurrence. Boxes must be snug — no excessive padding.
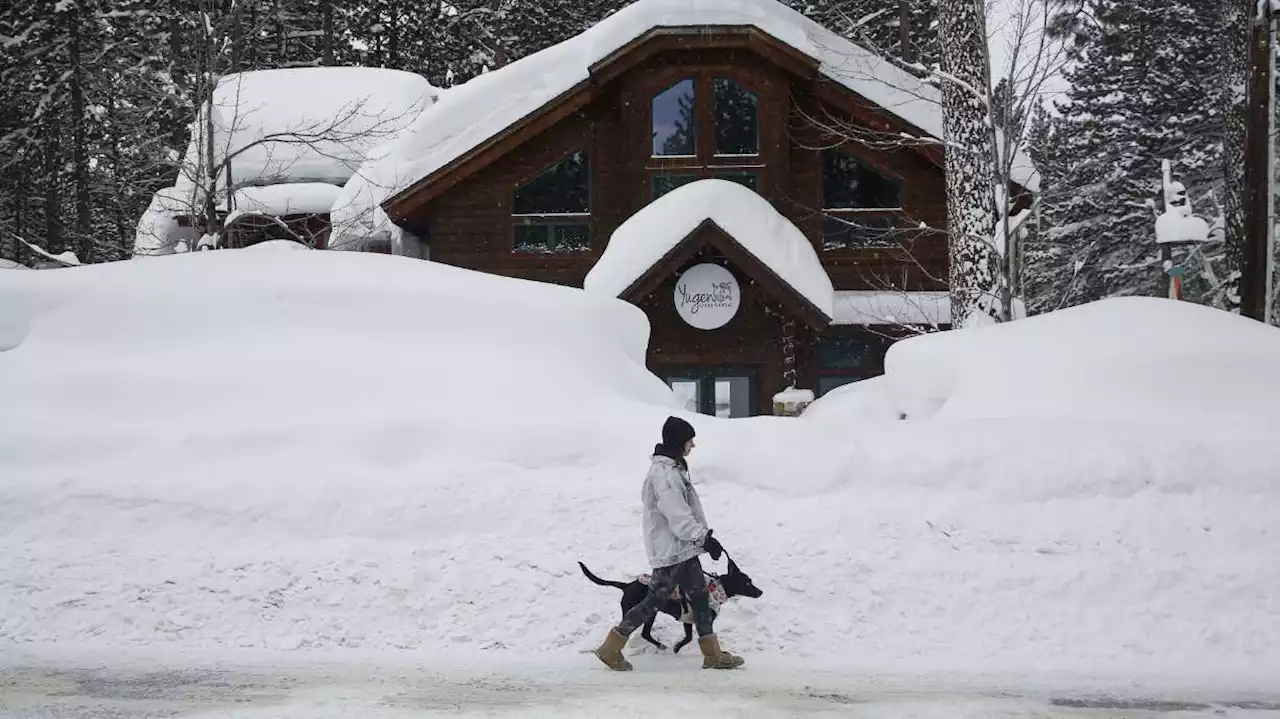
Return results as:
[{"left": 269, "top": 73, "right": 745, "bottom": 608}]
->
[
  {"left": 790, "top": 0, "right": 940, "bottom": 65},
  {"left": 1026, "top": 0, "right": 1230, "bottom": 314}
]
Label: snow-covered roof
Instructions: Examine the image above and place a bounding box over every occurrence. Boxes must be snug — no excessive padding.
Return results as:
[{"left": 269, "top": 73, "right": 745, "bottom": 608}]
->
[
  {"left": 225, "top": 183, "right": 342, "bottom": 218},
  {"left": 584, "top": 179, "right": 835, "bottom": 319},
  {"left": 832, "top": 291, "right": 1029, "bottom": 326},
  {"left": 133, "top": 187, "right": 199, "bottom": 257},
  {"left": 833, "top": 291, "right": 951, "bottom": 326},
  {"left": 173, "top": 67, "right": 437, "bottom": 205},
  {"left": 356, "top": 0, "right": 1038, "bottom": 217}
]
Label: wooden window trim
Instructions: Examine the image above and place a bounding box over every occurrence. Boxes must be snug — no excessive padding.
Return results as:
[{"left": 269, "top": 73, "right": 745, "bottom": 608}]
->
[
  {"left": 510, "top": 146, "right": 592, "bottom": 254},
  {"left": 644, "top": 68, "right": 769, "bottom": 196}
]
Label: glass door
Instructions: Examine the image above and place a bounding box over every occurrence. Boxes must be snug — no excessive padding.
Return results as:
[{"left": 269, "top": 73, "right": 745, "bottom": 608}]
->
[{"left": 662, "top": 369, "right": 755, "bottom": 418}]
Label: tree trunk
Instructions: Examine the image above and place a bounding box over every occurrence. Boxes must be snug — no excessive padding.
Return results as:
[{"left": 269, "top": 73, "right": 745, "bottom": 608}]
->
[
  {"left": 43, "top": 114, "right": 63, "bottom": 255},
  {"left": 939, "top": 0, "right": 1001, "bottom": 326},
  {"left": 1242, "top": 5, "right": 1272, "bottom": 320},
  {"left": 899, "top": 1, "right": 915, "bottom": 64},
  {"left": 275, "top": 0, "right": 288, "bottom": 63},
  {"left": 1221, "top": 0, "right": 1249, "bottom": 314},
  {"left": 69, "top": 5, "right": 92, "bottom": 262},
  {"left": 321, "top": 0, "right": 334, "bottom": 64},
  {"left": 389, "top": 1, "right": 401, "bottom": 67},
  {"left": 489, "top": 0, "right": 508, "bottom": 67}
]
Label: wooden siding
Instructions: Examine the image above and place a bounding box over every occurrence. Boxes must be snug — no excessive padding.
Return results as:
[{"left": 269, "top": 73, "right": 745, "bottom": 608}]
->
[
  {"left": 640, "top": 246, "right": 821, "bottom": 416},
  {"left": 393, "top": 38, "right": 956, "bottom": 414},
  {"left": 418, "top": 46, "right": 950, "bottom": 293}
]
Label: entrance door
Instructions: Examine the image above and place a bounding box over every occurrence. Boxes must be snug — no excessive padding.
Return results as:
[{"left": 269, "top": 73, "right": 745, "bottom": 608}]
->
[{"left": 663, "top": 369, "right": 755, "bottom": 418}]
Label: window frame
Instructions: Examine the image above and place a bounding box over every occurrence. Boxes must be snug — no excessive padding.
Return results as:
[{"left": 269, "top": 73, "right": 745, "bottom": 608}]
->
[
  {"left": 644, "top": 70, "right": 768, "bottom": 202},
  {"left": 819, "top": 149, "right": 907, "bottom": 251},
  {"left": 651, "top": 78, "right": 700, "bottom": 159},
  {"left": 510, "top": 147, "right": 593, "bottom": 254}
]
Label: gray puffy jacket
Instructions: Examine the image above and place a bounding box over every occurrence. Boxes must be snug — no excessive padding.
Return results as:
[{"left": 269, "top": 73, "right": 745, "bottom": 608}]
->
[{"left": 641, "top": 455, "right": 710, "bottom": 569}]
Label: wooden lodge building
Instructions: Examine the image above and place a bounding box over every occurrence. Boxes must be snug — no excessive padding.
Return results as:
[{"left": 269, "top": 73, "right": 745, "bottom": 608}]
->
[{"left": 366, "top": 1, "right": 1033, "bottom": 417}]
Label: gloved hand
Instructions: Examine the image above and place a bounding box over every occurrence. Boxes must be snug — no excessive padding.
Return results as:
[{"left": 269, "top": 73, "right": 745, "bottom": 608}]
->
[{"left": 703, "top": 530, "right": 724, "bottom": 561}]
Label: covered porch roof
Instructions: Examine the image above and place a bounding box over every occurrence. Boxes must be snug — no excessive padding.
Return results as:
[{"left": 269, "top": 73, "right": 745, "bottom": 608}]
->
[{"left": 584, "top": 179, "right": 834, "bottom": 327}]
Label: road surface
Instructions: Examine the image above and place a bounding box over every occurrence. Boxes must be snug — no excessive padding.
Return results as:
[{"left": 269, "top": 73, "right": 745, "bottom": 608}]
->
[{"left": 2, "top": 649, "right": 1278, "bottom": 718}]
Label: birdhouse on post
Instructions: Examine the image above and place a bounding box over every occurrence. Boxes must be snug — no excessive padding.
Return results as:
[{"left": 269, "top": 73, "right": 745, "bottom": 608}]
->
[{"left": 1155, "top": 161, "right": 1211, "bottom": 300}]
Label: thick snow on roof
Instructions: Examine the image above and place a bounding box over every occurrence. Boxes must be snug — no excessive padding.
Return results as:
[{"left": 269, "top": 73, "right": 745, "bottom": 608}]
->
[
  {"left": 133, "top": 187, "right": 200, "bottom": 257},
  {"left": 173, "top": 67, "right": 436, "bottom": 204},
  {"left": 354, "top": 0, "right": 1037, "bottom": 218},
  {"left": 584, "top": 179, "right": 834, "bottom": 318},
  {"left": 833, "top": 291, "right": 951, "bottom": 326},
  {"left": 226, "top": 183, "right": 342, "bottom": 217},
  {"left": 1155, "top": 209, "right": 1211, "bottom": 245}
]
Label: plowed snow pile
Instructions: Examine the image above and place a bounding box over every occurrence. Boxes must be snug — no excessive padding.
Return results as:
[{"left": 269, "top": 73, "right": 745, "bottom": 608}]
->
[{"left": 2, "top": 252, "right": 1277, "bottom": 684}]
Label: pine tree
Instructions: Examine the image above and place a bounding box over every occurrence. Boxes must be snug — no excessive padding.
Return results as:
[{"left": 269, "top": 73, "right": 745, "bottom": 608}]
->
[
  {"left": 791, "top": 0, "right": 940, "bottom": 66},
  {"left": 1026, "top": 0, "right": 1229, "bottom": 314}
]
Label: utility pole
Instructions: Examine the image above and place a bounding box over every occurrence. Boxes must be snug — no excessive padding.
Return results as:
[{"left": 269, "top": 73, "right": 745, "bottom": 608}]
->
[{"left": 1243, "top": 0, "right": 1276, "bottom": 322}]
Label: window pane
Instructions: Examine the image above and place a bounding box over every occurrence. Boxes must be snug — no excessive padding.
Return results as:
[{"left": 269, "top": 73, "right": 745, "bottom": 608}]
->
[
  {"left": 514, "top": 224, "right": 551, "bottom": 252},
  {"left": 513, "top": 149, "right": 589, "bottom": 215},
  {"left": 653, "top": 79, "right": 697, "bottom": 156},
  {"left": 714, "top": 78, "right": 759, "bottom": 156},
  {"left": 668, "top": 379, "right": 700, "bottom": 413},
  {"left": 715, "top": 171, "right": 758, "bottom": 192},
  {"left": 822, "top": 214, "right": 899, "bottom": 249},
  {"left": 714, "top": 376, "right": 752, "bottom": 418},
  {"left": 653, "top": 172, "right": 699, "bottom": 199},
  {"left": 552, "top": 224, "right": 591, "bottom": 251},
  {"left": 821, "top": 151, "right": 902, "bottom": 210},
  {"left": 819, "top": 337, "right": 876, "bottom": 369}
]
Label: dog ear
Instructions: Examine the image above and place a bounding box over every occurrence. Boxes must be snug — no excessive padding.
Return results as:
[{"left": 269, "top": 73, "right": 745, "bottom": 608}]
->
[{"left": 727, "top": 558, "right": 739, "bottom": 574}]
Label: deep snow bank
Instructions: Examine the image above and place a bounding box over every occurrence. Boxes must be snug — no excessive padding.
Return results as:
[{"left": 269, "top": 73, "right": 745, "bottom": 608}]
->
[
  {"left": 806, "top": 297, "right": 1280, "bottom": 423},
  {"left": 1, "top": 260, "right": 1278, "bottom": 682},
  {"left": 892, "top": 297, "right": 1280, "bottom": 421}
]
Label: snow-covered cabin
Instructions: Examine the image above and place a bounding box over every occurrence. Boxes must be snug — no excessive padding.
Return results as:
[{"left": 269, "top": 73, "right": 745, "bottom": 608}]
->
[
  {"left": 135, "top": 67, "right": 437, "bottom": 256},
  {"left": 346, "top": 0, "right": 1036, "bottom": 416}
]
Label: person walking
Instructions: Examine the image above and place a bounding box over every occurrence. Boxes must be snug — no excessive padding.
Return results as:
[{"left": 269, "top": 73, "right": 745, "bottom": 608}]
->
[{"left": 593, "top": 416, "right": 744, "bottom": 671}]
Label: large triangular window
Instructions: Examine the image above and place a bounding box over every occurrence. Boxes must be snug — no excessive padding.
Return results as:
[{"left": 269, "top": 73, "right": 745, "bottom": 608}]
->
[
  {"left": 820, "top": 151, "right": 903, "bottom": 249},
  {"left": 512, "top": 149, "right": 591, "bottom": 253}
]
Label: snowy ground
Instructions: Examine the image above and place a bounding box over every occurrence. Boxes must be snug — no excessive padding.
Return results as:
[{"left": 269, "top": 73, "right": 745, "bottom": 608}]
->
[
  {"left": 3, "top": 648, "right": 1280, "bottom": 718},
  {"left": 3, "top": 252, "right": 1279, "bottom": 714}
]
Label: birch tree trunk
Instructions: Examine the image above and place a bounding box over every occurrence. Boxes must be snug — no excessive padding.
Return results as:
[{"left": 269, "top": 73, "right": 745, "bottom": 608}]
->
[
  {"left": 939, "top": 0, "right": 1001, "bottom": 327},
  {"left": 1221, "top": 0, "right": 1249, "bottom": 313}
]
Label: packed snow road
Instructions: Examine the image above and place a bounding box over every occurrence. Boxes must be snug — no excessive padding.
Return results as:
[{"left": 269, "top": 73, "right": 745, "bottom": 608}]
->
[{"left": 2, "top": 650, "right": 1279, "bottom": 718}]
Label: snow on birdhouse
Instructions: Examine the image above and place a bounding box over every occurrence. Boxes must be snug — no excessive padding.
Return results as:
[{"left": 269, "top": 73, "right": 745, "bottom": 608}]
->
[{"left": 1155, "top": 210, "right": 1211, "bottom": 245}]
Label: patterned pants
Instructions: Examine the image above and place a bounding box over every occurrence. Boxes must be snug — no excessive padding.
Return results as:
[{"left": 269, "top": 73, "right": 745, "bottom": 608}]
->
[{"left": 615, "top": 556, "right": 715, "bottom": 638}]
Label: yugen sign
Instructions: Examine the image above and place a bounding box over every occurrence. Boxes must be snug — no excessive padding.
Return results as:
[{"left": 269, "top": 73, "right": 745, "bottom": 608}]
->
[{"left": 674, "top": 263, "right": 740, "bottom": 330}]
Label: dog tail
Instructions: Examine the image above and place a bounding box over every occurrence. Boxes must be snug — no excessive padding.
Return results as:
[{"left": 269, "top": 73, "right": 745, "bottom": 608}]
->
[{"left": 578, "top": 562, "right": 630, "bottom": 591}]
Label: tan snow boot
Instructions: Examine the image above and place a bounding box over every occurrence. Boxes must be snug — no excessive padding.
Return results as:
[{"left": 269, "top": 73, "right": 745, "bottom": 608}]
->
[
  {"left": 594, "top": 629, "right": 633, "bottom": 671},
  {"left": 699, "top": 634, "right": 745, "bottom": 669}
]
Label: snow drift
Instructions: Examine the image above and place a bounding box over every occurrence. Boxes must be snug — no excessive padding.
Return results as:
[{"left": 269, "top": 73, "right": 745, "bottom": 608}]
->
[
  {"left": 1, "top": 257, "right": 1278, "bottom": 684},
  {"left": 848, "top": 297, "right": 1280, "bottom": 422}
]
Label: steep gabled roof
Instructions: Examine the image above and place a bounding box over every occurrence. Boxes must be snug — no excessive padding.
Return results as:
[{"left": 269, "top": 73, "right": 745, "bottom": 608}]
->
[
  {"left": 364, "top": 0, "right": 1038, "bottom": 224},
  {"left": 585, "top": 179, "right": 834, "bottom": 326}
]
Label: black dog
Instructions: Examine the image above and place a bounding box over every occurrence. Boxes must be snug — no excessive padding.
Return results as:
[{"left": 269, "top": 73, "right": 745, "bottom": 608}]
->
[{"left": 578, "top": 556, "right": 763, "bottom": 654}]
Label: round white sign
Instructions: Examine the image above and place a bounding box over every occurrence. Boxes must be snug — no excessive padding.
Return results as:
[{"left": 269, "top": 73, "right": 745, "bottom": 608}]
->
[{"left": 674, "top": 263, "right": 741, "bottom": 330}]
